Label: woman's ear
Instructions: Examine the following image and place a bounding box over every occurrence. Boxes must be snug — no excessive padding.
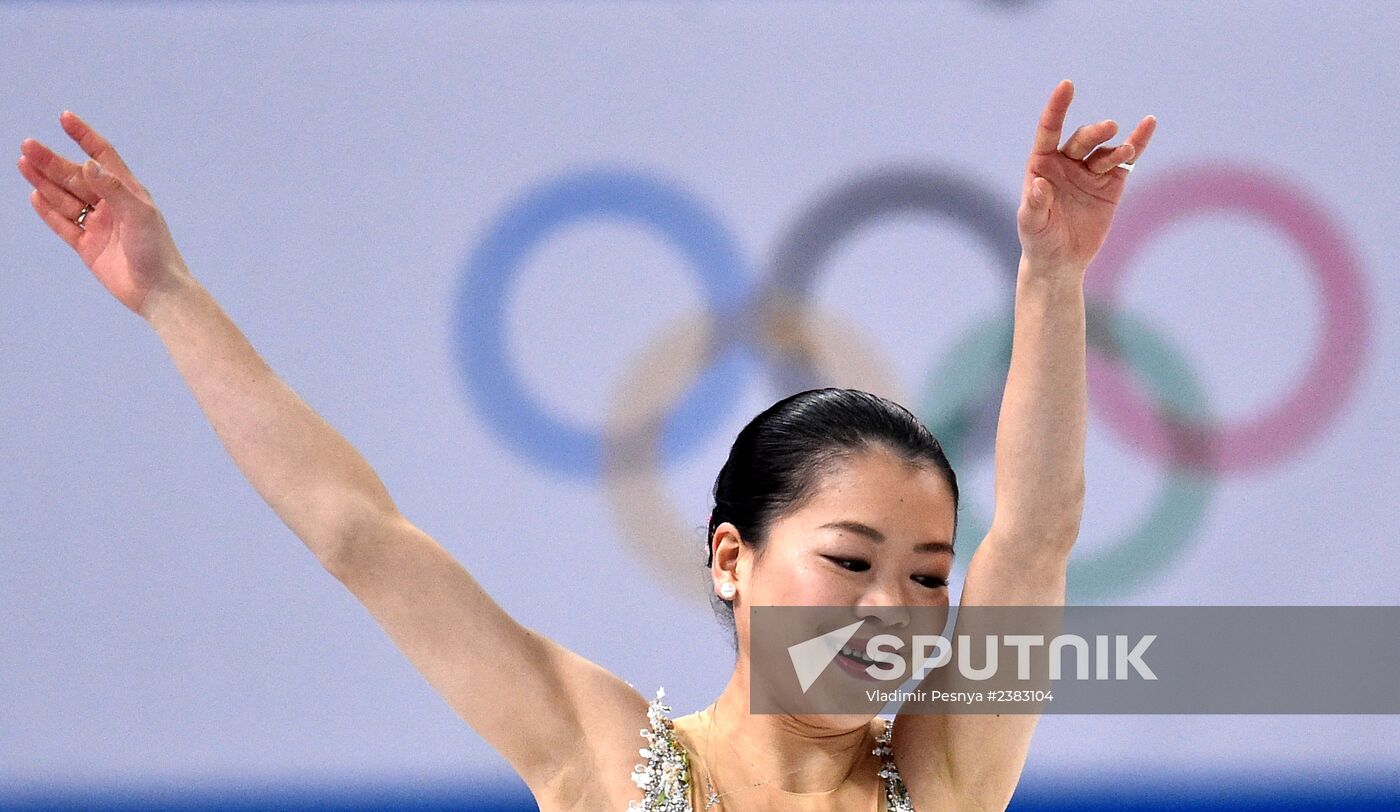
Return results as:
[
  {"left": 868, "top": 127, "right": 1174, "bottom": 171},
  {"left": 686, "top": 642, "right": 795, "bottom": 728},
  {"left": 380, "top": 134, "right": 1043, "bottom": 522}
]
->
[{"left": 711, "top": 522, "right": 743, "bottom": 595}]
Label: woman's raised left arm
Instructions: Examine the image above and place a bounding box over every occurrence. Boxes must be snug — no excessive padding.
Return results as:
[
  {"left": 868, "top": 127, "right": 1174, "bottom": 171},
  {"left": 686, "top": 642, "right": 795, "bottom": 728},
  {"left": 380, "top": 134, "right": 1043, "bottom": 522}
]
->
[
  {"left": 965, "top": 79, "right": 1157, "bottom": 606},
  {"left": 894, "top": 81, "right": 1157, "bottom": 811}
]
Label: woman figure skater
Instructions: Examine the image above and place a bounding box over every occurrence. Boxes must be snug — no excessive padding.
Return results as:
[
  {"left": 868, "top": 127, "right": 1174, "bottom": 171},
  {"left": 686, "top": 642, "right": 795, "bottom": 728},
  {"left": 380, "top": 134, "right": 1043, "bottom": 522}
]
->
[{"left": 17, "top": 80, "right": 1154, "bottom": 810}]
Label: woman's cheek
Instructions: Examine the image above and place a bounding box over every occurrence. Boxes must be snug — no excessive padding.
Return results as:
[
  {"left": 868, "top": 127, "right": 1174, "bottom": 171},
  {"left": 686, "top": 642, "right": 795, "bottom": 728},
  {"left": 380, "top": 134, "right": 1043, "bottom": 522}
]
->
[{"left": 786, "top": 558, "right": 849, "bottom": 604}]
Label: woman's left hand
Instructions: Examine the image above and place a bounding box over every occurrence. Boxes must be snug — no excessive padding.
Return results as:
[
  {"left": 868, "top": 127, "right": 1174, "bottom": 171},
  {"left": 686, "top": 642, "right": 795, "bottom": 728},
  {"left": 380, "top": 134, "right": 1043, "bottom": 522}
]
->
[{"left": 1017, "top": 80, "right": 1156, "bottom": 274}]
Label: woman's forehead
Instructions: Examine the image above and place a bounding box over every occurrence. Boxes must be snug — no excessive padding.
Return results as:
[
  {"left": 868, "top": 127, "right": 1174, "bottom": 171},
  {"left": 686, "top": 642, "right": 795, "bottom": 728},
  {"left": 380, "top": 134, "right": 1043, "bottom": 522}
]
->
[
  {"left": 786, "top": 461, "right": 956, "bottom": 535},
  {"left": 810, "top": 450, "right": 953, "bottom": 506}
]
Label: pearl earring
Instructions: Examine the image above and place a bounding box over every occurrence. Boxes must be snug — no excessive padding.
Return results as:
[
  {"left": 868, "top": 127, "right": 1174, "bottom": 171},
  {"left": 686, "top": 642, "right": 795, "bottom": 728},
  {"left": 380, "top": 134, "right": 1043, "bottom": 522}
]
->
[{"left": 719, "top": 583, "right": 736, "bottom": 599}]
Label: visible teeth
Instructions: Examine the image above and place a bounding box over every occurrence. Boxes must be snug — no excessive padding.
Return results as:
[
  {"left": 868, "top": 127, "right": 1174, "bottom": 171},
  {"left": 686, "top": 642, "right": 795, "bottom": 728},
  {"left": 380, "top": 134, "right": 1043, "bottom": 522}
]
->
[{"left": 841, "top": 646, "right": 871, "bottom": 661}]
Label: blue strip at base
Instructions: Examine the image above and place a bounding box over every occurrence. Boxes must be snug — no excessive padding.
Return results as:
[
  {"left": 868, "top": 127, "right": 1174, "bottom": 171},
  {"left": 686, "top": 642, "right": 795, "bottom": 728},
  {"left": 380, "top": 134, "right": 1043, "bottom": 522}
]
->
[{"left": 5, "top": 778, "right": 1400, "bottom": 811}]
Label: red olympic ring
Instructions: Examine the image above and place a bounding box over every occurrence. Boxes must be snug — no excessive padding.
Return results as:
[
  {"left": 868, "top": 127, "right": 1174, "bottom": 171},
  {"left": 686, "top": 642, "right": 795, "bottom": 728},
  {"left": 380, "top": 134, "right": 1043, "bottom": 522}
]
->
[{"left": 1085, "top": 164, "right": 1370, "bottom": 475}]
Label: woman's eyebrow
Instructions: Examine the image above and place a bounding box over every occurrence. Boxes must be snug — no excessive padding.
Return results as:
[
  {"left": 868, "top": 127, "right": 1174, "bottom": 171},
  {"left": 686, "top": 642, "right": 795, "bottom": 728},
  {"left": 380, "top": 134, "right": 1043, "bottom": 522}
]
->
[{"left": 817, "top": 520, "right": 953, "bottom": 554}]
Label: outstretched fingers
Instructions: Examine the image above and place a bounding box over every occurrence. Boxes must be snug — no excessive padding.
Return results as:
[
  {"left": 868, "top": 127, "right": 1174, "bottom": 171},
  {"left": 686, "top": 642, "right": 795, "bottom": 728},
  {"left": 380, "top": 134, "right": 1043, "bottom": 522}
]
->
[
  {"left": 19, "top": 138, "right": 98, "bottom": 204},
  {"left": 17, "top": 151, "right": 91, "bottom": 221},
  {"left": 59, "top": 111, "right": 141, "bottom": 191},
  {"left": 1031, "top": 79, "right": 1074, "bottom": 155},
  {"left": 20, "top": 138, "right": 82, "bottom": 187},
  {"left": 1082, "top": 115, "right": 1155, "bottom": 174}
]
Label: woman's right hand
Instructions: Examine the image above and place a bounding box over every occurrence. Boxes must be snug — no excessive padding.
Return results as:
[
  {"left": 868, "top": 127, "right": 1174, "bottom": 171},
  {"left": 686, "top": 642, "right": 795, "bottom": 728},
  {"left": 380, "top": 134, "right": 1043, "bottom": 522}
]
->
[{"left": 18, "top": 111, "right": 191, "bottom": 319}]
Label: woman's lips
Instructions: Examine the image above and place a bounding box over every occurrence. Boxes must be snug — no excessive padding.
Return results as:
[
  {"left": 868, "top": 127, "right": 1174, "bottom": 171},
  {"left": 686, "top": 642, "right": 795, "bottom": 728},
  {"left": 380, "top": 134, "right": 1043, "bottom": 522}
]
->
[
  {"left": 833, "top": 649, "right": 883, "bottom": 681},
  {"left": 844, "top": 636, "right": 906, "bottom": 654},
  {"left": 835, "top": 636, "right": 904, "bottom": 680}
]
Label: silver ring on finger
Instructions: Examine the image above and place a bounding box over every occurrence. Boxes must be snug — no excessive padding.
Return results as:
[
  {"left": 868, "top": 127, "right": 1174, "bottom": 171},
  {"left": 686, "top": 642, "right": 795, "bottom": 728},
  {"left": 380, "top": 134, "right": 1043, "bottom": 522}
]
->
[
  {"left": 1115, "top": 161, "right": 1135, "bottom": 172},
  {"left": 75, "top": 202, "right": 94, "bottom": 228}
]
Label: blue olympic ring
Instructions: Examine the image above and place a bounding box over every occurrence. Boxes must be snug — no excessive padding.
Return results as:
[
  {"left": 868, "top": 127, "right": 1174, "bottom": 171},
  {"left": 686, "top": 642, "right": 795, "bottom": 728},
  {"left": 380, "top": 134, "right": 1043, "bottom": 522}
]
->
[{"left": 454, "top": 169, "right": 753, "bottom": 478}]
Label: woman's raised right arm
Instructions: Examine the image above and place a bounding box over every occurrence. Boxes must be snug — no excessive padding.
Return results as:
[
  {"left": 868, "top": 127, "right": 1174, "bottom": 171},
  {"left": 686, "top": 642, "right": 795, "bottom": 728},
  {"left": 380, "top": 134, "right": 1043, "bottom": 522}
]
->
[
  {"left": 20, "top": 112, "right": 378, "bottom": 564},
  {"left": 17, "top": 113, "right": 653, "bottom": 803}
]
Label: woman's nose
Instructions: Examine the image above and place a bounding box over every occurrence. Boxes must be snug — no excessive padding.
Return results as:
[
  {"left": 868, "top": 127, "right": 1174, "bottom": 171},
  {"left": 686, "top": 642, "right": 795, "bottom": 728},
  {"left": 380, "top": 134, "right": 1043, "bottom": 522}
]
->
[{"left": 855, "top": 581, "right": 912, "bottom": 628}]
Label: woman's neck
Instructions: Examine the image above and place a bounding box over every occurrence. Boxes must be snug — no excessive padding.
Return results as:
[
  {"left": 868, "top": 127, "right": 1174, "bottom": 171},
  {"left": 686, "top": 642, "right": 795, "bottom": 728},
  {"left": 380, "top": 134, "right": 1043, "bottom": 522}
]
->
[{"left": 706, "top": 664, "right": 876, "bottom": 795}]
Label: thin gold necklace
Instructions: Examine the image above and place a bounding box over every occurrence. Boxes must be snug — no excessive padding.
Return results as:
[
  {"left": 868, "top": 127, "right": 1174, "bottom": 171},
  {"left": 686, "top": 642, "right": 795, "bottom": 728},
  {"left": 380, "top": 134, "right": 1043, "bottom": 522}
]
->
[{"left": 700, "top": 700, "right": 858, "bottom": 809}]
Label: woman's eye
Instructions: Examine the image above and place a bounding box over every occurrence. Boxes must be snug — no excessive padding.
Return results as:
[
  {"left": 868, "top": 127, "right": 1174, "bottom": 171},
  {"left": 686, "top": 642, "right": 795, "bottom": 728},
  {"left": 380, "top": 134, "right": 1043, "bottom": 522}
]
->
[
  {"left": 913, "top": 576, "right": 949, "bottom": 589},
  {"left": 825, "top": 556, "right": 870, "bottom": 572}
]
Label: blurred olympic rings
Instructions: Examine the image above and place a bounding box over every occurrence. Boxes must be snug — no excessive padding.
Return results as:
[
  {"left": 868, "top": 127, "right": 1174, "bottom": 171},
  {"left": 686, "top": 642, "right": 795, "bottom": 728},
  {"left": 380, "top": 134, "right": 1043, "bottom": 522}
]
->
[{"left": 453, "top": 164, "right": 1369, "bottom": 602}]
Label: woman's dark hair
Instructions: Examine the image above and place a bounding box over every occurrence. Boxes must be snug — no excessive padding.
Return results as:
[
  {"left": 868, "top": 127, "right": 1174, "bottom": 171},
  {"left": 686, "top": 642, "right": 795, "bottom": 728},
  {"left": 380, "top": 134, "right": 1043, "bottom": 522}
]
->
[{"left": 703, "top": 387, "right": 959, "bottom": 643}]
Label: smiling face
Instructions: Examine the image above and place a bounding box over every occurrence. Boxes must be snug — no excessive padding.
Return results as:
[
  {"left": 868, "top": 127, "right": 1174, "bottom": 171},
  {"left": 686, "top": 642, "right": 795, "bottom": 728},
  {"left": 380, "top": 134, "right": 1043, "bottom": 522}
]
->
[{"left": 711, "top": 442, "right": 958, "bottom": 665}]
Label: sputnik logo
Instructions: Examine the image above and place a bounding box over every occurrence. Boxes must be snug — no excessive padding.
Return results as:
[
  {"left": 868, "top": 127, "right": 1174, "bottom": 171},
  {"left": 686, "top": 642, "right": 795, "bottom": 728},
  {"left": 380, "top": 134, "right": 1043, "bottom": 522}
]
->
[{"left": 787, "top": 620, "right": 866, "bottom": 692}]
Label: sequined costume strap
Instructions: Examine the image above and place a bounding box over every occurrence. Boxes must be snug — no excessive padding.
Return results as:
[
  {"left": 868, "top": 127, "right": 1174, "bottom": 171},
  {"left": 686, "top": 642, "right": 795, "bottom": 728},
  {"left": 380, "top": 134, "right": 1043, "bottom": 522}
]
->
[
  {"left": 874, "top": 716, "right": 916, "bottom": 811},
  {"left": 626, "top": 686, "right": 694, "bottom": 812}
]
